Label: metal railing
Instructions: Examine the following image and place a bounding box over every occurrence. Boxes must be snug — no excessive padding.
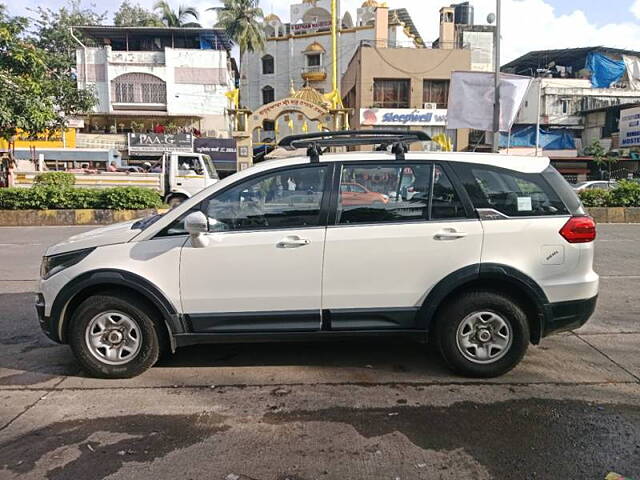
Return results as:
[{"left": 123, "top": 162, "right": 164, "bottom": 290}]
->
[{"left": 301, "top": 65, "right": 327, "bottom": 75}]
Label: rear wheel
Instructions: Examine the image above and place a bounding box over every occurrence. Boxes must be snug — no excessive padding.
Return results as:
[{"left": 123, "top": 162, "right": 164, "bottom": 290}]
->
[
  {"left": 69, "top": 294, "right": 160, "bottom": 379},
  {"left": 436, "top": 290, "right": 529, "bottom": 378}
]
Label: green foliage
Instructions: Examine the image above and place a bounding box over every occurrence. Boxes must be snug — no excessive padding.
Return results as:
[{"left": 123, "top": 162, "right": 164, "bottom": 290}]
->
[
  {"left": 0, "top": 3, "right": 99, "bottom": 142},
  {"left": 578, "top": 189, "right": 611, "bottom": 208},
  {"left": 0, "top": 187, "right": 163, "bottom": 210},
  {"left": 114, "top": 0, "right": 163, "bottom": 26},
  {"left": 213, "top": 0, "right": 265, "bottom": 55},
  {"left": 33, "top": 171, "right": 76, "bottom": 187},
  {"left": 608, "top": 180, "right": 640, "bottom": 207},
  {"left": 578, "top": 181, "right": 640, "bottom": 208},
  {"left": 153, "top": 1, "right": 200, "bottom": 27}
]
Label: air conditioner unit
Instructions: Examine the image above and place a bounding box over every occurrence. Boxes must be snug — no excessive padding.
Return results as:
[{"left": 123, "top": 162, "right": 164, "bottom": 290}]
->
[{"left": 423, "top": 103, "right": 438, "bottom": 110}]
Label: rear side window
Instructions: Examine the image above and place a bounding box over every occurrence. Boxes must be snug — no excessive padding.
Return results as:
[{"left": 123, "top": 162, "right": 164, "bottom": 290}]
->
[{"left": 452, "top": 163, "right": 570, "bottom": 217}]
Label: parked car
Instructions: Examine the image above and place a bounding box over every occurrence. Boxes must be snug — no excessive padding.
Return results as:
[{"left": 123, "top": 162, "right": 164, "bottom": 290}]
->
[
  {"left": 340, "top": 182, "right": 389, "bottom": 205},
  {"left": 572, "top": 180, "right": 617, "bottom": 191},
  {"left": 37, "top": 131, "right": 598, "bottom": 379}
]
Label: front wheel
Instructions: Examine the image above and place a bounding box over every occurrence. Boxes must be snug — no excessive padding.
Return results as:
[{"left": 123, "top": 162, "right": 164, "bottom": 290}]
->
[
  {"left": 436, "top": 291, "right": 529, "bottom": 378},
  {"left": 167, "top": 195, "right": 187, "bottom": 209},
  {"left": 68, "top": 294, "right": 160, "bottom": 378}
]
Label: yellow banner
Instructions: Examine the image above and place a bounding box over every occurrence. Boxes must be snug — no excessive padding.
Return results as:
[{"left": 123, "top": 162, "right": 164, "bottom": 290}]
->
[{"left": 0, "top": 129, "right": 77, "bottom": 149}]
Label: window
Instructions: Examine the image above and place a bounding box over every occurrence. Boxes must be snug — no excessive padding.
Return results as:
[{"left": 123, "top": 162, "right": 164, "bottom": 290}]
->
[
  {"left": 262, "top": 55, "right": 274, "bottom": 74},
  {"left": 373, "top": 79, "right": 410, "bottom": 108},
  {"left": 205, "top": 166, "right": 328, "bottom": 231},
  {"left": 423, "top": 80, "right": 449, "bottom": 108},
  {"left": 431, "top": 164, "right": 466, "bottom": 219},
  {"left": 337, "top": 164, "right": 432, "bottom": 224},
  {"left": 263, "top": 120, "right": 276, "bottom": 132},
  {"left": 111, "top": 73, "right": 166, "bottom": 104},
  {"left": 177, "top": 156, "right": 203, "bottom": 175},
  {"left": 452, "top": 163, "right": 570, "bottom": 217},
  {"left": 307, "top": 54, "right": 322, "bottom": 67},
  {"left": 262, "top": 86, "right": 275, "bottom": 105}
]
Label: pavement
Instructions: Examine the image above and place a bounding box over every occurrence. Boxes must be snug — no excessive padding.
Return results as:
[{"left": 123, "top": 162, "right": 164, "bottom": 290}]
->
[{"left": 0, "top": 225, "right": 639, "bottom": 479}]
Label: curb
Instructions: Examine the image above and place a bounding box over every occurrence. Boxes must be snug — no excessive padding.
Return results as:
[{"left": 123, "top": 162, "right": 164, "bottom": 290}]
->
[
  {"left": 586, "top": 207, "right": 640, "bottom": 224},
  {"left": 0, "top": 209, "right": 168, "bottom": 226}
]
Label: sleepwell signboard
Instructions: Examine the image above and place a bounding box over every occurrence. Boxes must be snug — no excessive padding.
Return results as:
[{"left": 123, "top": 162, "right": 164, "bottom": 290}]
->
[
  {"left": 360, "top": 108, "right": 448, "bottom": 127},
  {"left": 128, "top": 133, "right": 194, "bottom": 155},
  {"left": 620, "top": 106, "right": 640, "bottom": 148}
]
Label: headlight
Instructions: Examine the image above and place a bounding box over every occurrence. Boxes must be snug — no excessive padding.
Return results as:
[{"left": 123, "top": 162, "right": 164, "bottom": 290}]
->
[{"left": 41, "top": 248, "right": 95, "bottom": 280}]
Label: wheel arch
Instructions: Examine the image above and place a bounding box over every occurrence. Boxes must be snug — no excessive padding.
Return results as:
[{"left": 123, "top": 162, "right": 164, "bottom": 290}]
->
[
  {"left": 50, "top": 269, "right": 183, "bottom": 351},
  {"left": 419, "top": 263, "right": 549, "bottom": 344}
]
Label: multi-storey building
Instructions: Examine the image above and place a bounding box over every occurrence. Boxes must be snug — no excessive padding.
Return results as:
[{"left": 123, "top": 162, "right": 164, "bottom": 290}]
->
[{"left": 74, "top": 26, "right": 236, "bottom": 146}]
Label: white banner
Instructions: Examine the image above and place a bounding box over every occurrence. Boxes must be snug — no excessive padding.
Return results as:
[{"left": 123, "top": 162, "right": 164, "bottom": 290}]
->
[
  {"left": 620, "top": 106, "right": 640, "bottom": 148},
  {"left": 623, "top": 55, "right": 640, "bottom": 91},
  {"left": 360, "top": 108, "right": 447, "bottom": 126},
  {"left": 446, "top": 71, "right": 532, "bottom": 132}
]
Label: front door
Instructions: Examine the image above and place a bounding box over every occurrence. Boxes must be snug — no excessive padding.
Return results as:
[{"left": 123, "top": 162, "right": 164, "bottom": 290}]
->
[
  {"left": 180, "top": 164, "right": 331, "bottom": 333},
  {"left": 322, "top": 162, "right": 484, "bottom": 330}
]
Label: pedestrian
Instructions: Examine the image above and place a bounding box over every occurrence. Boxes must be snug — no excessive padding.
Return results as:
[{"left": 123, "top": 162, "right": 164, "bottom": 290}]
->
[{"left": 107, "top": 161, "right": 118, "bottom": 172}]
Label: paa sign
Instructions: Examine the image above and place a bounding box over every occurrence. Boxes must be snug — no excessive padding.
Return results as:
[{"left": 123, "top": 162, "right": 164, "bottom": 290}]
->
[
  {"left": 620, "top": 106, "right": 640, "bottom": 148},
  {"left": 360, "top": 108, "right": 447, "bottom": 127}
]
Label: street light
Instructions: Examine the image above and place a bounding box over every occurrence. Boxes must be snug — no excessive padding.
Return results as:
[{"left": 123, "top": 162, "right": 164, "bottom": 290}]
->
[{"left": 491, "top": 0, "right": 501, "bottom": 153}]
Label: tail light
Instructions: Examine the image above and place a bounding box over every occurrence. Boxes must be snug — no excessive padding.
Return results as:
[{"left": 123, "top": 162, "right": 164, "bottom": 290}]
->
[{"left": 559, "top": 216, "right": 596, "bottom": 243}]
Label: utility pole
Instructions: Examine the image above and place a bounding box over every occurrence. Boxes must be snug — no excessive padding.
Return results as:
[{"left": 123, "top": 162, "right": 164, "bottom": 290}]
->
[{"left": 491, "top": 0, "right": 502, "bottom": 153}]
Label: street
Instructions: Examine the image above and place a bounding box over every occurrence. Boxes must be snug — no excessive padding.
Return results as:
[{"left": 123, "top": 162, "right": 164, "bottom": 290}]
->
[{"left": 0, "top": 225, "right": 639, "bottom": 479}]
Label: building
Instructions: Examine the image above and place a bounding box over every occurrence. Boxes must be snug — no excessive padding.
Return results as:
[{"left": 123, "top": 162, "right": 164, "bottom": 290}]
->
[
  {"left": 74, "top": 26, "right": 236, "bottom": 150},
  {"left": 240, "top": 0, "right": 424, "bottom": 116},
  {"left": 433, "top": 2, "right": 496, "bottom": 72},
  {"left": 503, "top": 47, "right": 640, "bottom": 179}
]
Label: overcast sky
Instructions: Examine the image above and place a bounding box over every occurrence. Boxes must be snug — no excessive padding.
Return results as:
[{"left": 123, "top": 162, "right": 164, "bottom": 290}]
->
[{"left": 5, "top": 0, "right": 640, "bottom": 63}]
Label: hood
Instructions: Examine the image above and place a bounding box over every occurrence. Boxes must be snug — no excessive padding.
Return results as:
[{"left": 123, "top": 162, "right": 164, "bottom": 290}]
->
[{"left": 46, "top": 219, "right": 142, "bottom": 256}]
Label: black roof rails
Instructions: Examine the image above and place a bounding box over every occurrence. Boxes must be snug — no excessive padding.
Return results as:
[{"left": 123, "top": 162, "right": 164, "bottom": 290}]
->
[{"left": 278, "top": 130, "right": 431, "bottom": 162}]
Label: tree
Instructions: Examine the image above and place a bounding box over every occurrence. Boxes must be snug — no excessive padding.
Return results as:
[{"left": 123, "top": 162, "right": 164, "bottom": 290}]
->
[
  {"left": 212, "top": 0, "right": 265, "bottom": 58},
  {"left": 153, "top": 1, "right": 201, "bottom": 27},
  {"left": 0, "top": 6, "right": 96, "bottom": 142},
  {"left": 114, "top": 1, "right": 163, "bottom": 27},
  {"left": 585, "top": 139, "right": 619, "bottom": 181}
]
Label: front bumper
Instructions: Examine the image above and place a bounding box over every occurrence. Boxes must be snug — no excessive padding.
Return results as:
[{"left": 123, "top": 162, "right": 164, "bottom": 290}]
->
[
  {"left": 542, "top": 295, "right": 598, "bottom": 337},
  {"left": 35, "top": 293, "right": 60, "bottom": 343}
]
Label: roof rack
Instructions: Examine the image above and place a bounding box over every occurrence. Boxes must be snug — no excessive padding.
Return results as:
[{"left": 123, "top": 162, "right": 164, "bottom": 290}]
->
[{"left": 278, "top": 130, "right": 431, "bottom": 162}]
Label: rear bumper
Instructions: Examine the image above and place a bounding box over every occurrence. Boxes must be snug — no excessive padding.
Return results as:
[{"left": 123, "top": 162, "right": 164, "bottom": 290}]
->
[{"left": 542, "top": 295, "right": 598, "bottom": 337}]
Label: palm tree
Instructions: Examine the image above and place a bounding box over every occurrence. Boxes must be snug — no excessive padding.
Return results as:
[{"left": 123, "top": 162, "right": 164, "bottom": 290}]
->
[
  {"left": 210, "top": 0, "right": 265, "bottom": 57},
  {"left": 154, "top": 1, "right": 201, "bottom": 27}
]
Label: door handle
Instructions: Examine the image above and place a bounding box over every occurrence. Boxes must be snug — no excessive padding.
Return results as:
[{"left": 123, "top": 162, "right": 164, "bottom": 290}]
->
[
  {"left": 434, "top": 228, "right": 468, "bottom": 240},
  {"left": 277, "top": 235, "right": 311, "bottom": 248}
]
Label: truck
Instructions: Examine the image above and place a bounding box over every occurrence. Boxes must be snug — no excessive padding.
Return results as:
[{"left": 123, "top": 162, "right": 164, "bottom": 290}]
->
[{"left": 13, "top": 152, "right": 219, "bottom": 207}]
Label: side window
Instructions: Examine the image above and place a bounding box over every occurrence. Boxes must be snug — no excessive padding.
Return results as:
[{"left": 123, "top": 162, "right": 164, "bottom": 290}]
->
[
  {"left": 431, "top": 164, "right": 466, "bottom": 219},
  {"left": 178, "top": 156, "right": 203, "bottom": 175},
  {"left": 337, "top": 164, "right": 432, "bottom": 224},
  {"left": 205, "top": 166, "right": 328, "bottom": 231},
  {"left": 453, "top": 163, "right": 569, "bottom": 217}
]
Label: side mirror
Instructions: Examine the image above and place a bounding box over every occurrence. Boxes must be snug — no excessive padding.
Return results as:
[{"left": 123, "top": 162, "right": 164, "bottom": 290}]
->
[{"left": 184, "top": 211, "right": 209, "bottom": 248}]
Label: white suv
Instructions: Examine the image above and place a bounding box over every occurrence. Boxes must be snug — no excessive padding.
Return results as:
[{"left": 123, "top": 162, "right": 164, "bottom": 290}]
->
[{"left": 36, "top": 131, "right": 599, "bottom": 379}]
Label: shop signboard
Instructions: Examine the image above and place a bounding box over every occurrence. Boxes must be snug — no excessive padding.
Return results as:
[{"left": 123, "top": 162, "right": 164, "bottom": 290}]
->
[
  {"left": 194, "top": 138, "right": 237, "bottom": 172},
  {"left": 360, "top": 108, "right": 448, "bottom": 127},
  {"left": 620, "top": 107, "right": 640, "bottom": 148},
  {"left": 128, "top": 133, "right": 193, "bottom": 155}
]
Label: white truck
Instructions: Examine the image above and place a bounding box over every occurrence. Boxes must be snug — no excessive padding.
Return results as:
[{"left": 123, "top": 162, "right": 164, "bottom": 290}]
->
[{"left": 14, "top": 152, "right": 219, "bottom": 207}]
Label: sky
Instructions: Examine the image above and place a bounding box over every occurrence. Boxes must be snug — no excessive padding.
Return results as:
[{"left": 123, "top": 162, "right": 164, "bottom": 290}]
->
[{"left": 4, "top": 0, "right": 640, "bottom": 63}]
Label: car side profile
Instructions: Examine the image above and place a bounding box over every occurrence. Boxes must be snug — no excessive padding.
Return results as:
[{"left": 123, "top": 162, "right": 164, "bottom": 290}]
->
[{"left": 36, "top": 131, "right": 598, "bottom": 379}]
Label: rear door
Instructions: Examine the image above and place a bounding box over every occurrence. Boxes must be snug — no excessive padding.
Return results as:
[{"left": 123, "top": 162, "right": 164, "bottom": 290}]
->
[
  {"left": 450, "top": 163, "right": 583, "bottom": 303},
  {"left": 321, "top": 161, "right": 484, "bottom": 330}
]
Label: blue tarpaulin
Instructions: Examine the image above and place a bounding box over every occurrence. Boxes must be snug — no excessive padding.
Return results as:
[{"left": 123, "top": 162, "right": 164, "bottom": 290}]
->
[
  {"left": 500, "top": 126, "right": 576, "bottom": 150},
  {"left": 585, "top": 52, "right": 626, "bottom": 88}
]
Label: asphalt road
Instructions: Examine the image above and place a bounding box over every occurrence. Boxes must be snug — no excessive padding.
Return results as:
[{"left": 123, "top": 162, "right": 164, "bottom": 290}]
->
[{"left": 1, "top": 225, "right": 639, "bottom": 480}]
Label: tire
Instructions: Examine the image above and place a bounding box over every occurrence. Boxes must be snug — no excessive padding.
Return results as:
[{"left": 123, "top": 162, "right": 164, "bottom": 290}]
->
[
  {"left": 167, "top": 195, "right": 186, "bottom": 209},
  {"left": 68, "top": 293, "right": 161, "bottom": 379},
  {"left": 436, "top": 290, "right": 529, "bottom": 378}
]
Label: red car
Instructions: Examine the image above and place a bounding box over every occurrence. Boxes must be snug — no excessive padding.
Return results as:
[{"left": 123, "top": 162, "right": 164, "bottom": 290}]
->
[{"left": 340, "top": 183, "right": 389, "bottom": 206}]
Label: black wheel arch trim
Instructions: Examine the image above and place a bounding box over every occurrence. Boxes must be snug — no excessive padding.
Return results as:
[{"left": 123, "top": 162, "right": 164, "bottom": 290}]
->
[
  {"left": 419, "top": 263, "right": 550, "bottom": 344},
  {"left": 49, "top": 269, "right": 182, "bottom": 350}
]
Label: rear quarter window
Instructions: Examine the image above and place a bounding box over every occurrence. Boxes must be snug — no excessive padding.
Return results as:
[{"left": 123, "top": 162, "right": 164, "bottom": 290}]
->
[{"left": 451, "top": 163, "right": 571, "bottom": 217}]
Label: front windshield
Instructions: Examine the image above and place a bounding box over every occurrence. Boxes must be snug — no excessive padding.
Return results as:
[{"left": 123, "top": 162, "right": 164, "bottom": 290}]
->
[{"left": 201, "top": 155, "right": 219, "bottom": 180}]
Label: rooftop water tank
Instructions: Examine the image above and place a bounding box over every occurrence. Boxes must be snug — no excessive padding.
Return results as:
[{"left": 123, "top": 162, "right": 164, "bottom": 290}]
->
[{"left": 452, "top": 1, "right": 474, "bottom": 25}]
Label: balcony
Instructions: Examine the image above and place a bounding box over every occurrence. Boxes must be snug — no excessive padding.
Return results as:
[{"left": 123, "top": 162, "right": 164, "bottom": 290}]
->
[{"left": 301, "top": 65, "right": 327, "bottom": 82}]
